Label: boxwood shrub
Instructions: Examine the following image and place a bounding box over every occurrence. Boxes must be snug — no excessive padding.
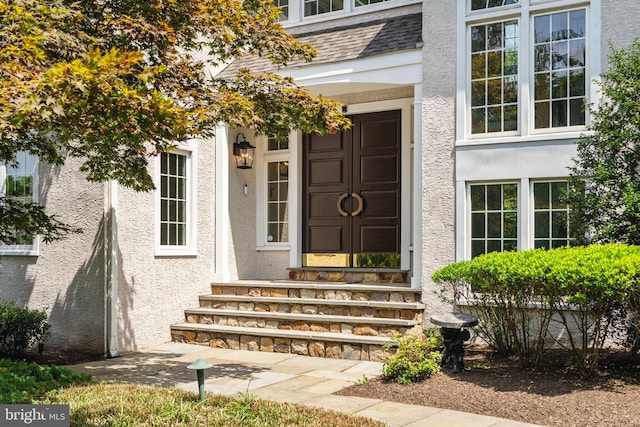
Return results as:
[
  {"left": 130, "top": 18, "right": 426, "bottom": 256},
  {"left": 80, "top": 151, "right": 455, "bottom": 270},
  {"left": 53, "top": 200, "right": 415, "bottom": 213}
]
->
[{"left": 433, "top": 244, "right": 640, "bottom": 373}]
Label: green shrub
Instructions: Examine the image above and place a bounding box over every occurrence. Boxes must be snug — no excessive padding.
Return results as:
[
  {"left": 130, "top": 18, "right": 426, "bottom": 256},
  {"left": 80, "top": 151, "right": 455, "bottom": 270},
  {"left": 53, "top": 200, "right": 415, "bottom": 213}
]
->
[
  {"left": 382, "top": 330, "right": 441, "bottom": 384},
  {"left": 0, "top": 359, "right": 91, "bottom": 403},
  {"left": 0, "top": 301, "right": 51, "bottom": 359},
  {"left": 433, "top": 244, "right": 640, "bottom": 373}
]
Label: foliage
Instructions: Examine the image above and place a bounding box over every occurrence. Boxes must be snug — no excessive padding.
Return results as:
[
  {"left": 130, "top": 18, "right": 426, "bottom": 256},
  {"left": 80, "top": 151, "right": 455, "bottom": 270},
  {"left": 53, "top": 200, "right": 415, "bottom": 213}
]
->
[
  {"left": 569, "top": 38, "right": 640, "bottom": 245},
  {"left": 47, "top": 383, "right": 386, "bottom": 427},
  {"left": 0, "top": 0, "right": 350, "bottom": 239},
  {"left": 433, "top": 244, "right": 640, "bottom": 374},
  {"left": 0, "top": 301, "right": 51, "bottom": 359},
  {"left": 382, "top": 330, "right": 442, "bottom": 384},
  {"left": 0, "top": 359, "right": 91, "bottom": 403}
]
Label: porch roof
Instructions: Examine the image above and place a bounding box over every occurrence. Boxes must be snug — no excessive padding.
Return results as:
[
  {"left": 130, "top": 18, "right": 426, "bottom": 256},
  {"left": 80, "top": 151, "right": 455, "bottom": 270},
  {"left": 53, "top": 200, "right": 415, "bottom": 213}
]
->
[{"left": 217, "top": 12, "right": 422, "bottom": 78}]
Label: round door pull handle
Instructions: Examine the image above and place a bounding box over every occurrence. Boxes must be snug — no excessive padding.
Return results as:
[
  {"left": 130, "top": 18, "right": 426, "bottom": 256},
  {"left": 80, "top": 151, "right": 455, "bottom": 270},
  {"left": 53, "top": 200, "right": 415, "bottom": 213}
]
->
[
  {"left": 337, "top": 193, "right": 349, "bottom": 217},
  {"left": 351, "top": 193, "right": 364, "bottom": 216}
]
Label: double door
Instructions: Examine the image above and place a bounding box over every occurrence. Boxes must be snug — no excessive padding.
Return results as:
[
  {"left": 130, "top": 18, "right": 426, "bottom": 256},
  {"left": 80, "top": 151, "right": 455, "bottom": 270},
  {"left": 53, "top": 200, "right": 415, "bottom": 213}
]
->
[{"left": 302, "top": 110, "right": 401, "bottom": 267}]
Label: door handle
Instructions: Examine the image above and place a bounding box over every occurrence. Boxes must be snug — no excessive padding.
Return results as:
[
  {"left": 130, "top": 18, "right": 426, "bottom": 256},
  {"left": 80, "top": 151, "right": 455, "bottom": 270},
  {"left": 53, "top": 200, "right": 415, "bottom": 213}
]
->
[
  {"left": 337, "top": 193, "right": 349, "bottom": 217},
  {"left": 351, "top": 193, "right": 363, "bottom": 216}
]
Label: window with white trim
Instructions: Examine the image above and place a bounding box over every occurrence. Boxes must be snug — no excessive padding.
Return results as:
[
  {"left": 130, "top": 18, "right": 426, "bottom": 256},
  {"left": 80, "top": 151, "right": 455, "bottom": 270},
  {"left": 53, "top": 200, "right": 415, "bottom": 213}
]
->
[
  {"left": 0, "top": 152, "right": 38, "bottom": 253},
  {"left": 464, "top": 0, "right": 592, "bottom": 139},
  {"left": 469, "top": 183, "right": 518, "bottom": 257},
  {"left": 304, "top": 0, "right": 343, "bottom": 16},
  {"left": 533, "top": 180, "right": 582, "bottom": 249},
  {"left": 275, "top": 0, "right": 289, "bottom": 22},
  {"left": 264, "top": 136, "right": 289, "bottom": 244},
  {"left": 158, "top": 150, "right": 194, "bottom": 252}
]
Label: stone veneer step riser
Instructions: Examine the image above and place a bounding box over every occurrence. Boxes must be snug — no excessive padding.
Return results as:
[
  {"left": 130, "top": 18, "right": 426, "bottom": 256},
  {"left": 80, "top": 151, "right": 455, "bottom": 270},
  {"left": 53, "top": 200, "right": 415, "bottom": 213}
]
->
[
  {"left": 171, "top": 330, "right": 390, "bottom": 362},
  {"left": 185, "top": 313, "right": 416, "bottom": 338},
  {"left": 288, "top": 270, "right": 408, "bottom": 284},
  {"left": 211, "top": 285, "right": 421, "bottom": 303},
  {"left": 199, "top": 300, "right": 423, "bottom": 321}
]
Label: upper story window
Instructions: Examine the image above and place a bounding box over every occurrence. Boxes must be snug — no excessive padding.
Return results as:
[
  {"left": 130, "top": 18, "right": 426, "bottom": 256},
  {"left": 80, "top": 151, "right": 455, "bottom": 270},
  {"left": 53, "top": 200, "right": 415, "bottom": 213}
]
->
[
  {"left": 471, "top": 20, "right": 518, "bottom": 134},
  {"left": 471, "top": 0, "right": 518, "bottom": 11},
  {"left": 275, "top": 0, "right": 289, "bottom": 22},
  {"left": 1, "top": 151, "right": 38, "bottom": 254},
  {"left": 304, "top": 0, "right": 343, "bottom": 17},
  {"left": 462, "top": 0, "right": 593, "bottom": 140},
  {"left": 355, "top": 0, "right": 390, "bottom": 7},
  {"left": 533, "top": 10, "right": 586, "bottom": 129}
]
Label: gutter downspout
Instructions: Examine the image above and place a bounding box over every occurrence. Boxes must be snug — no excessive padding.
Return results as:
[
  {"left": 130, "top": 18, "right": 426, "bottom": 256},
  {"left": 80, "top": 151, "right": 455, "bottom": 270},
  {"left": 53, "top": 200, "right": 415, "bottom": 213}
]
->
[{"left": 105, "top": 181, "right": 119, "bottom": 358}]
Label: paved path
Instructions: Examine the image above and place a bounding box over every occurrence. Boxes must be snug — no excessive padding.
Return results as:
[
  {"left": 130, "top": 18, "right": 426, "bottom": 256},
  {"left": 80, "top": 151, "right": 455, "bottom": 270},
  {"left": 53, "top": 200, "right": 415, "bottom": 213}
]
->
[{"left": 69, "top": 342, "right": 543, "bottom": 427}]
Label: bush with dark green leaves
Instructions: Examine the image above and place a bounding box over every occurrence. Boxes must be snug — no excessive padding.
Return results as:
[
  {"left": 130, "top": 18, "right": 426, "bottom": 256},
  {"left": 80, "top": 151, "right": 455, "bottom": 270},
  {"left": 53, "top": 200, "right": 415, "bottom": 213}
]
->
[
  {"left": 0, "top": 302, "right": 51, "bottom": 358},
  {"left": 433, "top": 244, "right": 640, "bottom": 373}
]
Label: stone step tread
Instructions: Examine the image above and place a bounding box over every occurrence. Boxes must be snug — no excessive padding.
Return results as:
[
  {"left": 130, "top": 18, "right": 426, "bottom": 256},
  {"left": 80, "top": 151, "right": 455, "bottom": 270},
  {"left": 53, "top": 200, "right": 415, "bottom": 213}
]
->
[
  {"left": 171, "top": 323, "right": 399, "bottom": 346},
  {"left": 200, "top": 294, "right": 425, "bottom": 310},
  {"left": 184, "top": 308, "right": 418, "bottom": 326},
  {"left": 213, "top": 280, "right": 416, "bottom": 292}
]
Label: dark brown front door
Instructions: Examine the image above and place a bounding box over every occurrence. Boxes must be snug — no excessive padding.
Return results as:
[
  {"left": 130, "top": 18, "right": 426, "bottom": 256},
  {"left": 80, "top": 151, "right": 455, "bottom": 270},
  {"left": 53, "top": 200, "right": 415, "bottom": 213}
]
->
[{"left": 302, "top": 110, "right": 401, "bottom": 267}]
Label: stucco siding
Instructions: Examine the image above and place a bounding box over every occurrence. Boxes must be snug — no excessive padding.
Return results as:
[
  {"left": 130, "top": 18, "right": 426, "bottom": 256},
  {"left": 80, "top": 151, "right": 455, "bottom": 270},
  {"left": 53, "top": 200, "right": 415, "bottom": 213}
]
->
[
  {"left": 0, "top": 159, "right": 106, "bottom": 356},
  {"left": 420, "top": 0, "right": 457, "bottom": 318},
  {"left": 114, "top": 138, "right": 217, "bottom": 352}
]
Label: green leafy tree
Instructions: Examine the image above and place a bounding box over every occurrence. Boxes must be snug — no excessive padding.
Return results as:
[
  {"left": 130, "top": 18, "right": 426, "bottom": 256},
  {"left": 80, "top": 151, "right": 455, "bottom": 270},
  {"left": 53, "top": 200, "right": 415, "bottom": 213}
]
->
[
  {"left": 0, "top": 0, "right": 349, "bottom": 243},
  {"left": 570, "top": 39, "right": 640, "bottom": 244}
]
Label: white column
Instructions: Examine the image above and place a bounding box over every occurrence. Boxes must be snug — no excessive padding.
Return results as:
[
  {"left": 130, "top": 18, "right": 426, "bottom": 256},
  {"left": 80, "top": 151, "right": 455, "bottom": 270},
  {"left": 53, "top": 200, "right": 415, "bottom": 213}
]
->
[
  {"left": 411, "top": 83, "right": 423, "bottom": 289},
  {"left": 214, "top": 126, "right": 231, "bottom": 282}
]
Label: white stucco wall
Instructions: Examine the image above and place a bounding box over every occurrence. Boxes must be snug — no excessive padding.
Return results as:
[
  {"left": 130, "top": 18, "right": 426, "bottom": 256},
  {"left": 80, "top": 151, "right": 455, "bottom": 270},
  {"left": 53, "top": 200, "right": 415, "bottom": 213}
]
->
[
  {"left": 420, "top": 0, "right": 457, "bottom": 318},
  {"left": 113, "top": 138, "right": 217, "bottom": 352},
  {"left": 0, "top": 159, "right": 106, "bottom": 356},
  {"left": 601, "top": 0, "right": 640, "bottom": 62}
]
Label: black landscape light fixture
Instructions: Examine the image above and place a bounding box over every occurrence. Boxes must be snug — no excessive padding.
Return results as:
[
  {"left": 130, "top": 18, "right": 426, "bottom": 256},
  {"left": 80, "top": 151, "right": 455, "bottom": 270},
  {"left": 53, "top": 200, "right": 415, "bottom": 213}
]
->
[{"left": 233, "top": 133, "right": 256, "bottom": 169}]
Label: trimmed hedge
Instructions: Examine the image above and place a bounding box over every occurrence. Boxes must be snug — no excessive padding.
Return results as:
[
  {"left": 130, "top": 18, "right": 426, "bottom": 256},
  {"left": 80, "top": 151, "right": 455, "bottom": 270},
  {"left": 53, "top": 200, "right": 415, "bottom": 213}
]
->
[{"left": 433, "top": 244, "right": 640, "bottom": 372}]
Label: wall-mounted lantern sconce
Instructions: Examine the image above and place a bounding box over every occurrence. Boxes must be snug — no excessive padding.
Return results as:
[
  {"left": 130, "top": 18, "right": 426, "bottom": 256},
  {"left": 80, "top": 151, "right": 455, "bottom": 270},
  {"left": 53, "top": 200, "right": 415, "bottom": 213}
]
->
[{"left": 233, "top": 133, "right": 256, "bottom": 169}]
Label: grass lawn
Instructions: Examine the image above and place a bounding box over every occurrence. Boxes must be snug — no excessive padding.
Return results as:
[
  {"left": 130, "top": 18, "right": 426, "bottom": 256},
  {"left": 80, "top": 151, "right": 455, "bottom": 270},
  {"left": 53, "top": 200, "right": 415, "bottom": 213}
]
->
[{"left": 2, "top": 359, "right": 385, "bottom": 426}]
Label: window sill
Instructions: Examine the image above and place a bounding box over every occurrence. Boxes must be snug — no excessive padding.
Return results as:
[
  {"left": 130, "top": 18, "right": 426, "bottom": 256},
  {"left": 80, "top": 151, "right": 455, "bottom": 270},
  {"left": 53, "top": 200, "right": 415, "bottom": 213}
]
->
[
  {"left": 0, "top": 249, "right": 39, "bottom": 257},
  {"left": 256, "top": 245, "right": 291, "bottom": 252},
  {"left": 155, "top": 248, "right": 198, "bottom": 257},
  {"left": 456, "top": 131, "right": 587, "bottom": 147}
]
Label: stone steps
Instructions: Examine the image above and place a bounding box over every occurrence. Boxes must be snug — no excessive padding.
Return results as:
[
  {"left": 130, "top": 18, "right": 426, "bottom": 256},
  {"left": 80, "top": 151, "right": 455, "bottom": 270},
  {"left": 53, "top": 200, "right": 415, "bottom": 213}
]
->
[{"left": 171, "top": 279, "right": 424, "bottom": 361}]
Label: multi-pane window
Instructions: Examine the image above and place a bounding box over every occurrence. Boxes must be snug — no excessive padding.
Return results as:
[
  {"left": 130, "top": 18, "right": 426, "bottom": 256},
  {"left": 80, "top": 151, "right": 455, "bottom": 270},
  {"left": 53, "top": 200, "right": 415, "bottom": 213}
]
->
[
  {"left": 355, "top": 0, "right": 389, "bottom": 7},
  {"left": 533, "top": 10, "right": 587, "bottom": 129},
  {"left": 470, "top": 183, "right": 518, "bottom": 257},
  {"left": 160, "top": 152, "right": 188, "bottom": 247},
  {"left": 470, "top": 20, "right": 518, "bottom": 134},
  {"left": 471, "top": 0, "right": 518, "bottom": 11},
  {"left": 267, "top": 135, "right": 289, "bottom": 151},
  {"left": 533, "top": 181, "right": 577, "bottom": 249},
  {"left": 274, "top": 0, "right": 288, "bottom": 22},
  {"left": 1, "top": 152, "right": 37, "bottom": 247},
  {"left": 267, "top": 161, "right": 289, "bottom": 243},
  {"left": 304, "top": 0, "right": 343, "bottom": 16}
]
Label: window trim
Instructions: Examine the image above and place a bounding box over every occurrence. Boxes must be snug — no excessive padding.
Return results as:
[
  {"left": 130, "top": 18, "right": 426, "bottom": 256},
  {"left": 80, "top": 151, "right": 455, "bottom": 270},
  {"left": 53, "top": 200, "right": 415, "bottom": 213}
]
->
[
  {"left": 466, "top": 181, "right": 520, "bottom": 259},
  {"left": 458, "top": 0, "right": 601, "bottom": 145},
  {"left": 154, "top": 145, "right": 197, "bottom": 256},
  {"left": 257, "top": 135, "right": 292, "bottom": 249},
  {"left": 0, "top": 153, "right": 40, "bottom": 256}
]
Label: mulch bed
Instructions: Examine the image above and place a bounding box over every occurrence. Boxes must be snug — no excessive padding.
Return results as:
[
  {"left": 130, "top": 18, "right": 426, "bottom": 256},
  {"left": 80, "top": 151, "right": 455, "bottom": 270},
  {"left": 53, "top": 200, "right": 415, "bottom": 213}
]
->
[{"left": 336, "top": 346, "right": 640, "bottom": 427}]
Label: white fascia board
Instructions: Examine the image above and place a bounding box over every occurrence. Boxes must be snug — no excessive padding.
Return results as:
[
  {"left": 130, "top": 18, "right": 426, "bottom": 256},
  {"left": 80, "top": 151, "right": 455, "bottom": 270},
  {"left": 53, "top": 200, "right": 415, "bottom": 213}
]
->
[{"left": 280, "top": 50, "right": 422, "bottom": 87}]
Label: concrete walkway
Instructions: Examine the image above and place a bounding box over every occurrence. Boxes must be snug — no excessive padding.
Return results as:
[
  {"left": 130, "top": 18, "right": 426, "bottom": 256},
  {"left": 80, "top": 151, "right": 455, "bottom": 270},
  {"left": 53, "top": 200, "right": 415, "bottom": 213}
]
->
[{"left": 69, "top": 342, "right": 543, "bottom": 427}]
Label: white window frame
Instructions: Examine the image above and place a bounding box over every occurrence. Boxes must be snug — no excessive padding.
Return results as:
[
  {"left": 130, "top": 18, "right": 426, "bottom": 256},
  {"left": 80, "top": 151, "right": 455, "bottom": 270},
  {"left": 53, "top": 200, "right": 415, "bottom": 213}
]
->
[
  {"left": 155, "top": 145, "right": 197, "bottom": 256},
  {"left": 466, "top": 181, "right": 520, "bottom": 259},
  {"left": 257, "top": 135, "right": 292, "bottom": 249},
  {"left": 283, "top": 0, "right": 420, "bottom": 27},
  {"left": 530, "top": 178, "right": 576, "bottom": 249},
  {"left": 0, "top": 152, "right": 39, "bottom": 256},
  {"left": 457, "top": 0, "right": 602, "bottom": 146}
]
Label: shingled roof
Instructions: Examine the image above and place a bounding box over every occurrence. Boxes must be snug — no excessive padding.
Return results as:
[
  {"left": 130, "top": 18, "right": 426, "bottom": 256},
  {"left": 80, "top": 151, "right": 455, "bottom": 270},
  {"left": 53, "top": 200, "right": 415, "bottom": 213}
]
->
[{"left": 218, "top": 12, "right": 422, "bottom": 78}]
